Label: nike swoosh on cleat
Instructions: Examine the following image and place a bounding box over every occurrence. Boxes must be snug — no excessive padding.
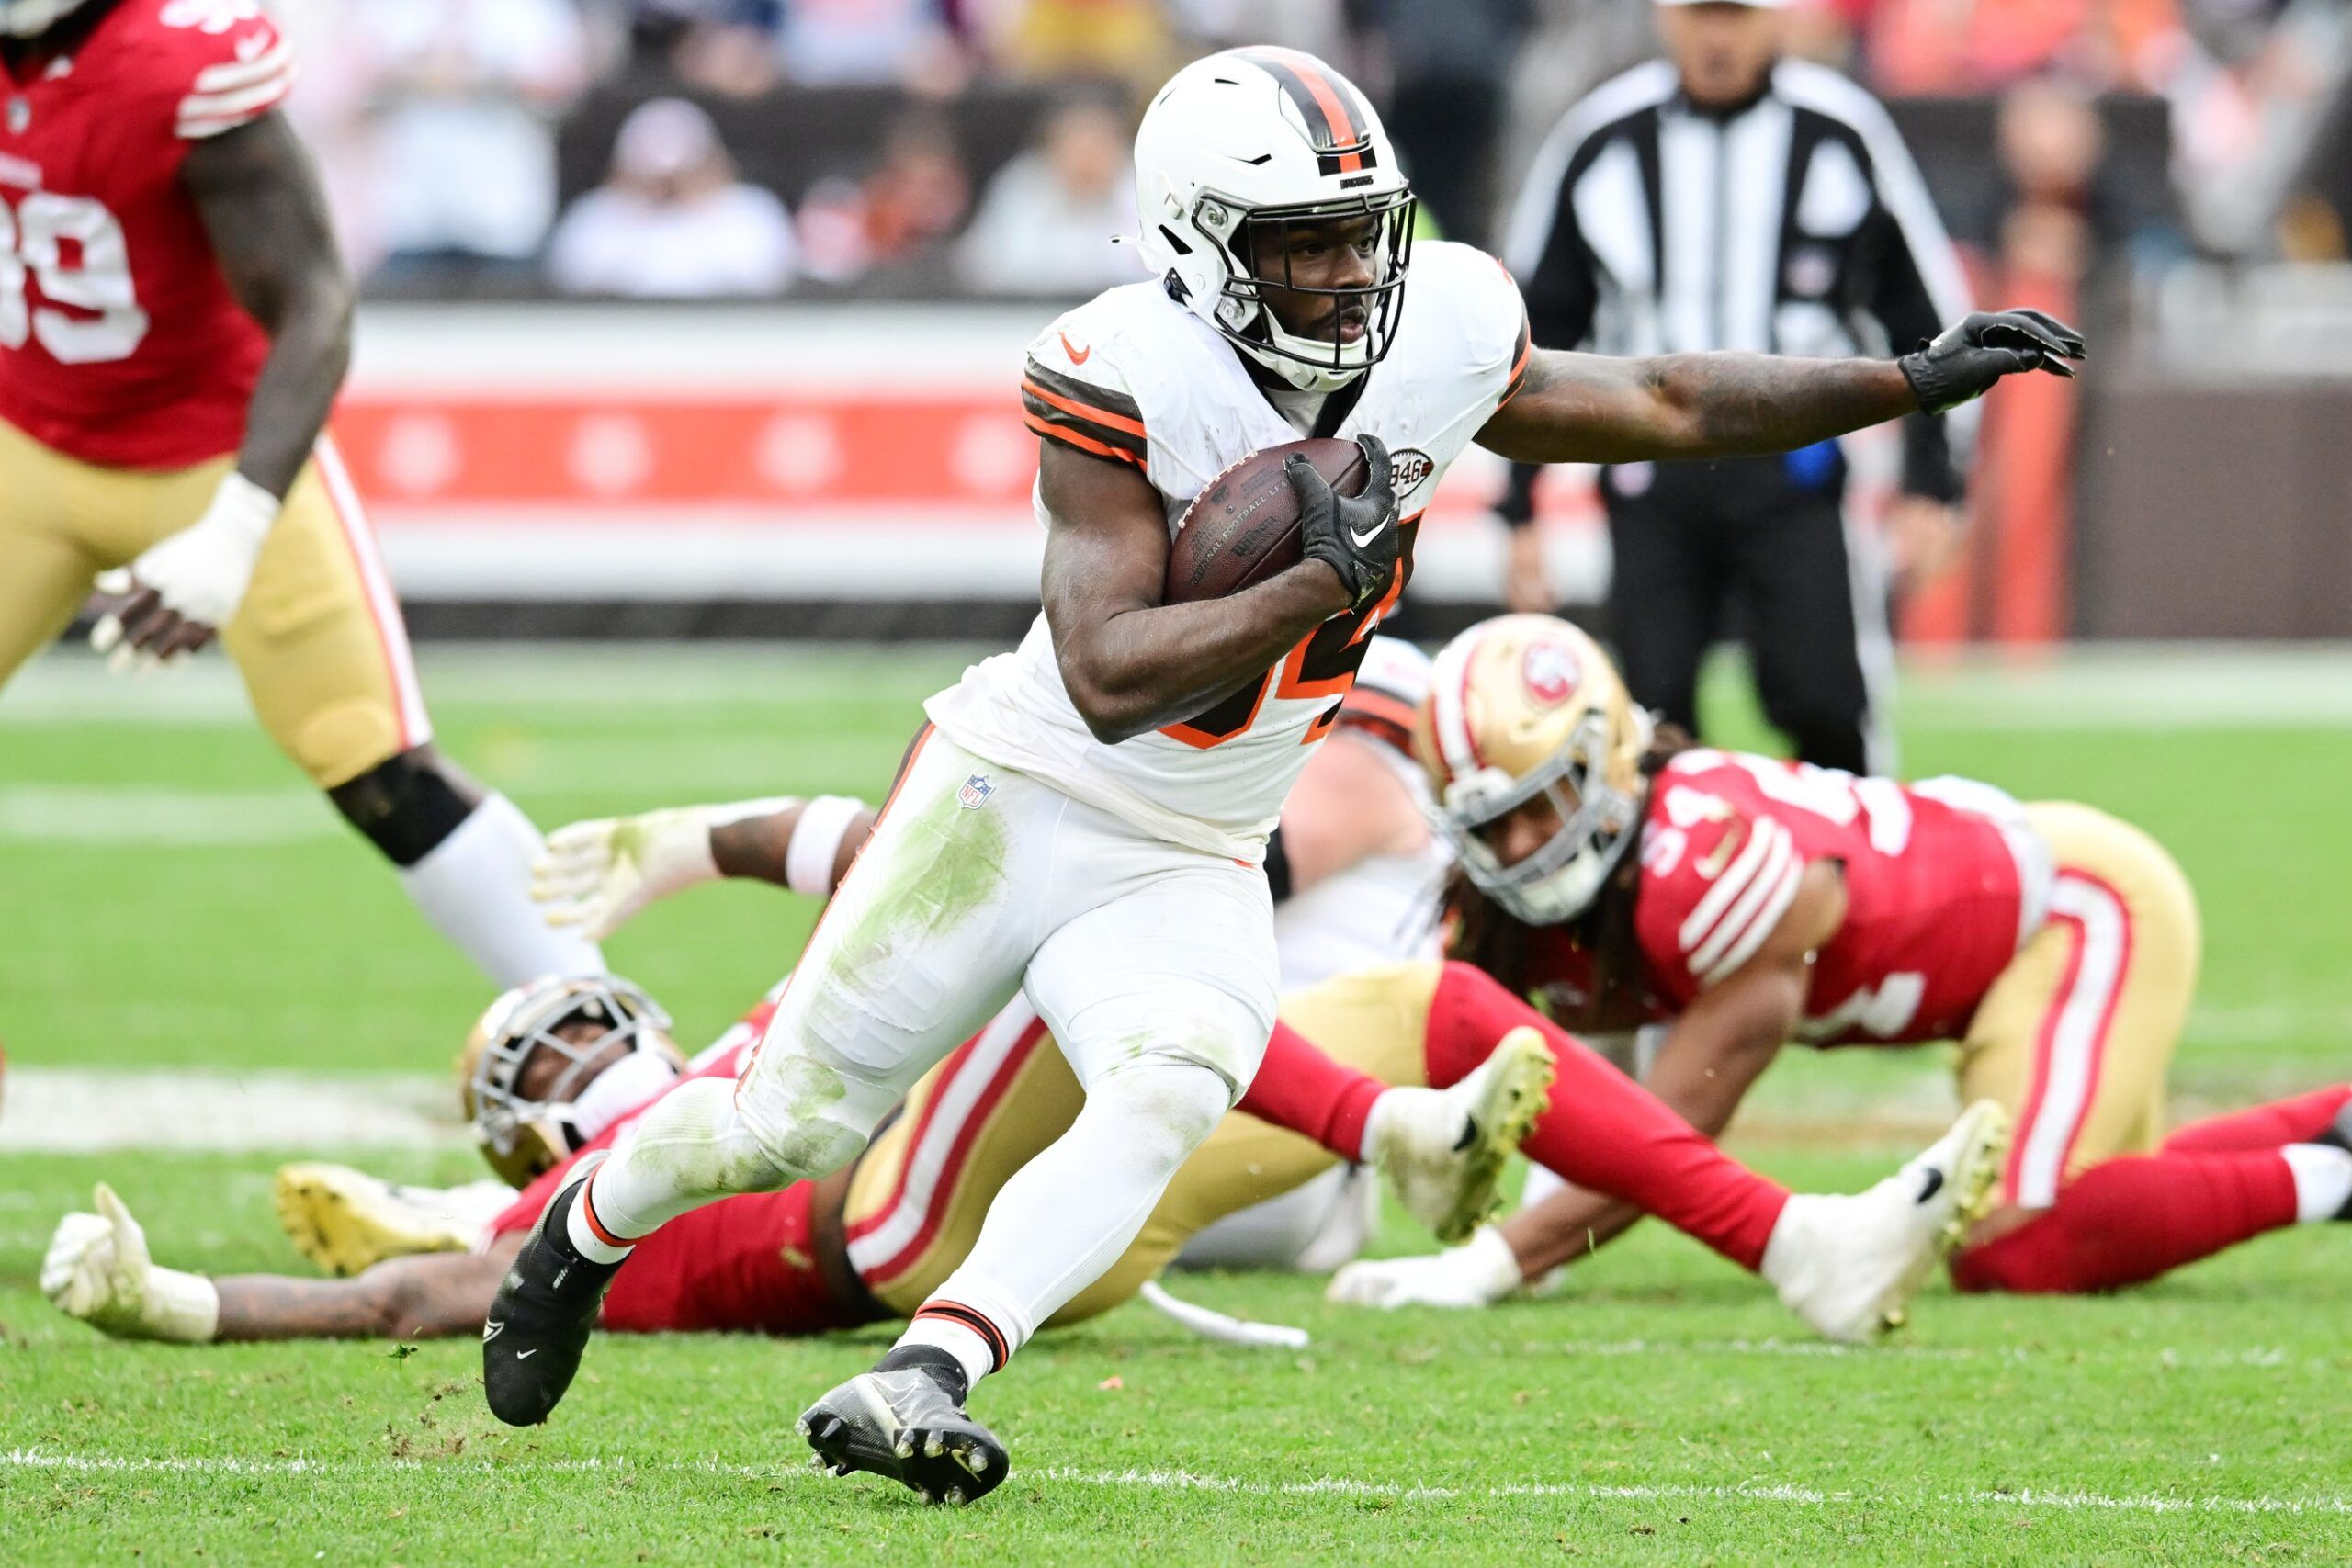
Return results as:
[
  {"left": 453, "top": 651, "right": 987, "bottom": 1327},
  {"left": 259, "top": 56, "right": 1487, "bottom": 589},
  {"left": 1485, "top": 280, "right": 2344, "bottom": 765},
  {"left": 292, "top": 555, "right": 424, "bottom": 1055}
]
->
[
  {"left": 1348, "top": 521, "right": 1386, "bottom": 548},
  {"left": 482, "top": 1320, "right": 504, "bottom": 1342},
  {"left": 1915, "top": 1168, "right": 1945, "bottom": 1204},
  {"left": 515, "top": 1348, "right": 538, "bottom": 1359}
]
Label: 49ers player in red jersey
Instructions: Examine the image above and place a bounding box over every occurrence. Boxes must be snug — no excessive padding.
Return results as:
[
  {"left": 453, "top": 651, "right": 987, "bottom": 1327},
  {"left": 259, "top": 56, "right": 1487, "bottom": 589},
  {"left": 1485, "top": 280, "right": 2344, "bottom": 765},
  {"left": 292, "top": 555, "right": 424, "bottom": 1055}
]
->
[
  {"left": 0, "top": 0, "right": 598, "bottom": 988},
  {"left": 1331, "top": 614, "right": 2352, "bottom": 1310}
]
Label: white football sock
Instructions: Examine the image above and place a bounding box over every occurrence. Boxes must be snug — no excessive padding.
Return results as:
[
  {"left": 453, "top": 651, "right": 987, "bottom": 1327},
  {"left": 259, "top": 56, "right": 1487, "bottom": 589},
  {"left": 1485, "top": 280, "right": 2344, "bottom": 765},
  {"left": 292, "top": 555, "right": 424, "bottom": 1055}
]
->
[
  {"left": 2281, "top": 1144, "right": 2352, "bottom": 1223},
  {"left": 903, "top": 1063, "right": 1230, "bottom": 1384},
  {"left": 396, "top": 793, "right": 604, "bottom": 987},
  {"left": 896, "top": 1314, "right": 1001, "bottom": 1392}
]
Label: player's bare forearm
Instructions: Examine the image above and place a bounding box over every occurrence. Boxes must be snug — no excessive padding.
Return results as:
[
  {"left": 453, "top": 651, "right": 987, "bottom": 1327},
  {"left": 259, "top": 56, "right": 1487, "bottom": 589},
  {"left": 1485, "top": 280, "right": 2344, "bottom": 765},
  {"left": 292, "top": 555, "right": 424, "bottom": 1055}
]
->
[
  {"left": 1063, "top": 567, "right": 1346, "bottom": 742},
  {"left": 1498, "top": 1186, "right": 1645, "bottom": 1279},
  {"left": 213, "top": 1247, "right": 508, "bottom": 1342},
  {"left": 183, "top": 113, "right": 355, "bottom": 501},
  {"left": 709, "top": 804, "right": 876, "bottom": 891},
  {"left": 1475, "top": 348, "right": 1917, "bottom": 467},
  {"left": 1038, "top": 443, "right": 1349, "bottom": 743}
]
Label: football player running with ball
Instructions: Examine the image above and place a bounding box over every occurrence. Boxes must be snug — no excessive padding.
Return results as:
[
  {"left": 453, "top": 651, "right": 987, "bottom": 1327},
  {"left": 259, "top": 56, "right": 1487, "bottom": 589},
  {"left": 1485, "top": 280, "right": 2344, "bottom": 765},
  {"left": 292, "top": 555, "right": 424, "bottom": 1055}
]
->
[
  {"left": 0, "top": 0, "right": 599, "bottom": 987},
  {"left": 481, "top": 47, "right": 2080, "bottom": 1503}
]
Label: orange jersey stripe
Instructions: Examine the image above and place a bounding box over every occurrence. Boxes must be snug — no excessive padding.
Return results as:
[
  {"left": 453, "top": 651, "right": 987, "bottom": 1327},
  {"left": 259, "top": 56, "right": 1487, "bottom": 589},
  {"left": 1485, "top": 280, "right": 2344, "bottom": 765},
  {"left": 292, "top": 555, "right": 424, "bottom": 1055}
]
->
[
  {"left": 1025, "top": 414, "right": 1145, "bottom": 468},
  {"left": 1020, "top": 377, "right": 1147, "bottom": 440}
]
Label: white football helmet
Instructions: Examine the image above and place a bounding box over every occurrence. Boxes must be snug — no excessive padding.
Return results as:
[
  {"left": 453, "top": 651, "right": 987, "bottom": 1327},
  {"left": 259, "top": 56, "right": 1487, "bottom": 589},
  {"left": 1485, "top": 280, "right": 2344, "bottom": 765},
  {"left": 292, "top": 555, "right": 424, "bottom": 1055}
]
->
[
  {"left": 458, "top": 975, "right": 684, "bottom": 1187},
  {"left": 0, "top": 0, "right": 95, "bottom": 38},
  {"left": 1417, "top": 615, "right": 1653, "bottom": 926},
  {"left": 1134, "top": 48, "right": 1416, "bottom": 395}
]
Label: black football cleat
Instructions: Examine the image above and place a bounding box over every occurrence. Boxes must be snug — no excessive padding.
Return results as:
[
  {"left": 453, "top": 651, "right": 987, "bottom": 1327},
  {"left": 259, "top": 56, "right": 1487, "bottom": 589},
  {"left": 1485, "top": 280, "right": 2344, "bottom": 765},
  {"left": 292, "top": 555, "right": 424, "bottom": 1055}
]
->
[
  {"left": 797, "top": 1348, "right": 1009, "bottom": 1506},
  {"left": 481, "top": 1152, "right": 623, "bottom": 1427}
]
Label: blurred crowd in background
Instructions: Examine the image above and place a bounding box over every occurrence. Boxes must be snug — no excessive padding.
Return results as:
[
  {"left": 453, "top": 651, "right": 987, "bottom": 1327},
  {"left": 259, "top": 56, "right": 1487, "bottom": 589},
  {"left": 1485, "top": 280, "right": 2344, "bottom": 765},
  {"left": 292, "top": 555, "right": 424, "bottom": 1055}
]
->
[{"left": 268, "top": 0, "right": 2352, "bottom": 306}]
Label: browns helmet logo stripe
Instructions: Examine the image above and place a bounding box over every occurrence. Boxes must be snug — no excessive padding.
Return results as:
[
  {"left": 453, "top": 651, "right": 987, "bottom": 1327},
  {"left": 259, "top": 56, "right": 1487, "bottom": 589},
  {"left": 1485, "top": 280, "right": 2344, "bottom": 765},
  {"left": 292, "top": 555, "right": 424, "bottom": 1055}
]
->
[
  {"left": 1021, "top": 358, "right": 1148, "bottom": 468},
  {"left": 1239, "top": 47, "right": 1379, "bottom": 177}
]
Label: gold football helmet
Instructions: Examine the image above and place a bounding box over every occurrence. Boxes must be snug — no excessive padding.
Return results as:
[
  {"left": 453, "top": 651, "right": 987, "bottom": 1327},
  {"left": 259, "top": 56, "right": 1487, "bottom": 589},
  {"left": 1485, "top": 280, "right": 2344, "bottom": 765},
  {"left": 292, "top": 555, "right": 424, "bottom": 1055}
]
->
[
  {"left": 1415, "top": 614, "right": 1650, "bottom": 925},
  {"left": 457, "top": 976, "right": 684, "bottom": 1187}
]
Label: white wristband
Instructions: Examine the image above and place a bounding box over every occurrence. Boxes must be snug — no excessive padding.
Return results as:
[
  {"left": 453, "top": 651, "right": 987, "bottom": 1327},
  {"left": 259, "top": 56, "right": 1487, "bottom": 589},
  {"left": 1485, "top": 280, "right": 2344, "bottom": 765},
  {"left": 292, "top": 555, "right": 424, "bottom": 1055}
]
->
[
  {"left": 786, "top": 795, "right": 868, "bottom": 896},
  {"left": 200, "top": 471, "right": 282, "bottom": 550},
  {"left": 145, "top": 1265, "right": 222, "bottom": 1343}
]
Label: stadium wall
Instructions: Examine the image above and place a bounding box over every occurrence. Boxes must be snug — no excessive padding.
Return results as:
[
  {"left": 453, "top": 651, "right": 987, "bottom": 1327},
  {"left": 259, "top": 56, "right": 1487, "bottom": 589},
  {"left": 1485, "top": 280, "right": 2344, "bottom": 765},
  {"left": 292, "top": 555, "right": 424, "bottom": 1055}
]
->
[{"left": 342, "top": 301, "right": 1608, "bottom": 640}]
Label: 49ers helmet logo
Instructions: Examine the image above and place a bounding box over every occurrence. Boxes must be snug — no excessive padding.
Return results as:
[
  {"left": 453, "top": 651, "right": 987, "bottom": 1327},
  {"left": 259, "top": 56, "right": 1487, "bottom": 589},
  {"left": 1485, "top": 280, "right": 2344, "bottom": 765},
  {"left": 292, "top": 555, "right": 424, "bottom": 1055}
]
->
[{"left": 1521, "top": 639, "right": 1582, "bottom": 706}]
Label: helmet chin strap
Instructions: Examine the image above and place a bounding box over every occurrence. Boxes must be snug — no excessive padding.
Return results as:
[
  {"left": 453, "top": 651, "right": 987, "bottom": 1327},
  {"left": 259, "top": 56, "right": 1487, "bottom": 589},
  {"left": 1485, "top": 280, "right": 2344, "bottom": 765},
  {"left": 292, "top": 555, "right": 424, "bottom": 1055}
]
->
[{"left": 564, "top": 1049, "right": 686, "bottom": 1145}]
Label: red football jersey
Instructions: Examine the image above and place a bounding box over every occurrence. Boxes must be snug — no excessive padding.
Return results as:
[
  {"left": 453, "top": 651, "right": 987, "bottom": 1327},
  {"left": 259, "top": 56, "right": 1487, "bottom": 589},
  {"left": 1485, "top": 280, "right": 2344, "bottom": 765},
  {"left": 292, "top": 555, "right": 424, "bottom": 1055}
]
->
[
  {"left": 1623, "top": 750, "right": 2034, "bottom": 1046},
  {"left": 0, "top": 0, "right": 292, "bottom": 468}
]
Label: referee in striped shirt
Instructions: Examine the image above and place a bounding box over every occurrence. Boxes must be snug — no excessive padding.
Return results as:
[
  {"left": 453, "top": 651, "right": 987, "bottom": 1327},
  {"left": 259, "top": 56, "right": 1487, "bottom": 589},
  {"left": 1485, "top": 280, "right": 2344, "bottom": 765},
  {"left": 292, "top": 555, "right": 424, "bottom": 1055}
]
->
[{"left": 1497, "top": 0, "right": 1973, "bottom": 775}]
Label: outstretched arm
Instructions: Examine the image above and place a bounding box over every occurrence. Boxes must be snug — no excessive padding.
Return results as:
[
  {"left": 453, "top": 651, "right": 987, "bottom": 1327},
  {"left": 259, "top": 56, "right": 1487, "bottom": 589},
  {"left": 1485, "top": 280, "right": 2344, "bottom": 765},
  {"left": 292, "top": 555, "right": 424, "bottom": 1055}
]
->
[
  {"left": 45, "top": 1186, "right": 513, "bottom": 1344},
  {"left": 1477, "top": 348, "right": 1917, "bottom": 466},
  {"left": 535, "top": 796, "right": 878, "bottom": 939},
  {"left": 215, "top": 1244, "right": 514, "bottom": 1342},
  {"left": 1495, "top": 863, "right": 1845, "bottom": 1280},
  {"left": 1475, "top": 310, "right": 2083, "bottom": 467}
]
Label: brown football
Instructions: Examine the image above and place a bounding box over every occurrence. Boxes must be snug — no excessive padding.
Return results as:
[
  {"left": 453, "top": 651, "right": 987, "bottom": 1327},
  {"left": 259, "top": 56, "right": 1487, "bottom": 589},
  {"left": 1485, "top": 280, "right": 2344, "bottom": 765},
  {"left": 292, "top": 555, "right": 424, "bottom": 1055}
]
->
[{"left": 1163, "top": 437, "right": 1369, "bottom": 604}]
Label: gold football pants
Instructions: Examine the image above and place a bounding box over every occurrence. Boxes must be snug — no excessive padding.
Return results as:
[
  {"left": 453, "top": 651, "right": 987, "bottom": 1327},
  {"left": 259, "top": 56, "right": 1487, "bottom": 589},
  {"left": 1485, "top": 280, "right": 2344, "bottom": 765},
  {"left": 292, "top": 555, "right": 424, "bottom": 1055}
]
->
[
  {"left": 1958, "top": 803, "right": 2200, "bottom": 1208},
  {"left": 0, "top": 418, "right": 429, "bottom": 787}
]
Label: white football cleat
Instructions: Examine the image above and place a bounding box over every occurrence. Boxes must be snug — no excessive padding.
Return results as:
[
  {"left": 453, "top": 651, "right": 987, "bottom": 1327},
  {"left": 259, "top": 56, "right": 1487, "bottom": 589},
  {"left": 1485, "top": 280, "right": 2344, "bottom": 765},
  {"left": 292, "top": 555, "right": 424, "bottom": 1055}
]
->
[
  {"left": 1370, "top": 1025, "right": 1556, "bottom": 1247},
  {"left": 275, "top": 1163, "right": 515, "bottom": 1277},
  {"left": 1762, "top": 1099, "right": 2008, "bottom": 1343}
]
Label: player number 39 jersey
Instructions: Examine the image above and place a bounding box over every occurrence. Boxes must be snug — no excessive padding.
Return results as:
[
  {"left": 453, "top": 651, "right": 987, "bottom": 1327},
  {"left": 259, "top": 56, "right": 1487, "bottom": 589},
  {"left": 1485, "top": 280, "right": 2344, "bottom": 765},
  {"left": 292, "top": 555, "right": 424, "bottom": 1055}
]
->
[
  {"left": 926, "top": 242, "right": 1533, "bottom": 860},
  {"left": 0, "top": 0, "right": 292, "bottom": 469}
]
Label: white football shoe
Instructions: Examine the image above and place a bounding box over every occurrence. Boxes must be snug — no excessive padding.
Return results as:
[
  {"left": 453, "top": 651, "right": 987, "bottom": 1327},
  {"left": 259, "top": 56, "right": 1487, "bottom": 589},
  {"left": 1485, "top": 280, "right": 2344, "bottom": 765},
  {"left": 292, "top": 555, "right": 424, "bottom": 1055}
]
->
[
  {"left": 1761, "top": 1099, "right": 2009, "bottom": 1343},
  {"left": 274, "top": 1163, "right": 517, "bottom": 1277},
  {"left": 1367, "top": 1025, "right": 1556, "bottom": 1247}
]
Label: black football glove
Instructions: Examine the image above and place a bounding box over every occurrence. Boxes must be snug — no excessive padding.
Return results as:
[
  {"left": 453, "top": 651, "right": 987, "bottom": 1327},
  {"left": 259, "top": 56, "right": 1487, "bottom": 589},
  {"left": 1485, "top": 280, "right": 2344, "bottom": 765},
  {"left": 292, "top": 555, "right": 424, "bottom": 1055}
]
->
[
  {"left": 1289, "top": 434, "right": 1399, "bottom": 614},
  {"left": 1898, "top": 308, "right": 2086, "bottom": 414}
]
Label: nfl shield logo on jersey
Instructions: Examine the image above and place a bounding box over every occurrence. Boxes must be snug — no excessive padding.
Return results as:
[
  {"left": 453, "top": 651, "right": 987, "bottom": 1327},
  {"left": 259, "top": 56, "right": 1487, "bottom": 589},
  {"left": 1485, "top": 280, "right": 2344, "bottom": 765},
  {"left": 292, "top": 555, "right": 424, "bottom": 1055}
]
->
[{"left": 957, "top": 773, "right": 995, "bottom": 810}]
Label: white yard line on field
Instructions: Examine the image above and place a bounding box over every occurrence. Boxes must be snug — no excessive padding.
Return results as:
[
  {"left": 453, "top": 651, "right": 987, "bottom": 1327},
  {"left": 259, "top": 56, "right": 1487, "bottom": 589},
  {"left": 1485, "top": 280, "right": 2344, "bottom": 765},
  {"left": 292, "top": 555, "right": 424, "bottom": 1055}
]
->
[
  {"left": 0, "top": 786, "right": 341, "bottom": 844},
  {"left": 5, "top": 1449, "right": 2347, "bottom": 1518},
  {"left": 0, "top": 1068, "right": 458, "bottom": 1153}
]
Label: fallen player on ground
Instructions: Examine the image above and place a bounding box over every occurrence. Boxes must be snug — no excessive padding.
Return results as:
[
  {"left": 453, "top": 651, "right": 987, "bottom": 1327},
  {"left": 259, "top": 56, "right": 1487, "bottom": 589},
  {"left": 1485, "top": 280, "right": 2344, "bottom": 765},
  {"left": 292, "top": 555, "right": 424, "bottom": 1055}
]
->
[{"left": 47, "top": 962, "right": 1999, "bottom": 1350}]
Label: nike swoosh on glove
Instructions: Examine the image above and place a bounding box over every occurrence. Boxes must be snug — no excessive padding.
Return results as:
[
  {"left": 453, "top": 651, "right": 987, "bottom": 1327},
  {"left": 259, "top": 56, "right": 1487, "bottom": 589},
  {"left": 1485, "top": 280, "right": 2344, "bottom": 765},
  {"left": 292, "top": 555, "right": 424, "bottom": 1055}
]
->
[
  {"left": 1898, "top": 308, "right": 2087, "bottom": 415},
  {"left": 1289, "top": 434, "right": 1399, "bottom": 613}
]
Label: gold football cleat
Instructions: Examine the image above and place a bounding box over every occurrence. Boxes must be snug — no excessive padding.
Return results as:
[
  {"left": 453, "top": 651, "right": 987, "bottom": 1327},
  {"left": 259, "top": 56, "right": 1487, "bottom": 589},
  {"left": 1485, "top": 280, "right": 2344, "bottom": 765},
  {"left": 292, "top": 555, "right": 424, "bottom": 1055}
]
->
[{"left": 273, "top": 1162, "right": 490, "bottom": 1277}]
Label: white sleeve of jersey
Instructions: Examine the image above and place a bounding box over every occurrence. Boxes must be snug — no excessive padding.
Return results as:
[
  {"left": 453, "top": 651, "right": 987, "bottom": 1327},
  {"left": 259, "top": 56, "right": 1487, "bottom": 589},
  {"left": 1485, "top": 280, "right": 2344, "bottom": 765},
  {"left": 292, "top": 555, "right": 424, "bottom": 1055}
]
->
[
  {"left": 1399, "top": 243, "right": 1534, "bottom": 436},
  {"left": 1020, "top": 293, "right": 1154, "bottom": 479}
]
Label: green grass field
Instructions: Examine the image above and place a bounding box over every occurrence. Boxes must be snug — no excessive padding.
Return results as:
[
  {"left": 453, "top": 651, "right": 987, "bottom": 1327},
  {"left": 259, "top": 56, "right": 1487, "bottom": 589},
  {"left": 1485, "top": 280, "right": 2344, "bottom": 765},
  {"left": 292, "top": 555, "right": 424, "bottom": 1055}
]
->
[{"left": 6, "top": 643, "right": 2352, "bottom": 1563}]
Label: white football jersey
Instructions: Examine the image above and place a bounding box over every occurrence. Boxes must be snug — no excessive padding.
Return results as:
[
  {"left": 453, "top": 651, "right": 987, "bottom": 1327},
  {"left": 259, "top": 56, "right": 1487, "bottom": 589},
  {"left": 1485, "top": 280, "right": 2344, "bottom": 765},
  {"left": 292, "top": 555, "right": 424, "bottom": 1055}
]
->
[{"left": 925, "top": 241, "right": 1532, "bottom": 860}]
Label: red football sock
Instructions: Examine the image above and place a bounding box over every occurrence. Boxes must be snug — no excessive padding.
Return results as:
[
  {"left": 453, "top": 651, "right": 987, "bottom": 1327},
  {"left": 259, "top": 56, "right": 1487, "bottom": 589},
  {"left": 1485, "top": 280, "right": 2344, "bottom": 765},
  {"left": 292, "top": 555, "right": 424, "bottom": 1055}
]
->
[
  {"left": 2161, "top": 1086, "right": 2352, "bottom": 1154},
  {"left": 1235, "top": 1019, "right": 1385, "bottom": 1162},
  {"left": 1951, "top": 1149, "right": 2298, "bottom": 1293},
  {"left": 1420, "top": 961, "right": 1788, "bottom": 1271}
]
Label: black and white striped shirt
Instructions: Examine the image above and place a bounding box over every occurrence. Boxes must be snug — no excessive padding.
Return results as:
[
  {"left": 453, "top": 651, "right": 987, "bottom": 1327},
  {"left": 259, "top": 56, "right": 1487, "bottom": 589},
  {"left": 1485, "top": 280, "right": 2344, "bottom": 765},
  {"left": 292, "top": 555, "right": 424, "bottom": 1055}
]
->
[{"left": 1501, "top": 57, "right": 1974, "bottom": 502}]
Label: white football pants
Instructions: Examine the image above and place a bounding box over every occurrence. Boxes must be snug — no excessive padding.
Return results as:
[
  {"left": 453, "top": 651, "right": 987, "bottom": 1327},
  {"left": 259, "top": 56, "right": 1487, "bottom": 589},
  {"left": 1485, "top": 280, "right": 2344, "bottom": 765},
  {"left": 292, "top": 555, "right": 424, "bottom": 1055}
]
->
[{"left": 587, "top": 728, "right": 1278, "bottom": 1249}]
